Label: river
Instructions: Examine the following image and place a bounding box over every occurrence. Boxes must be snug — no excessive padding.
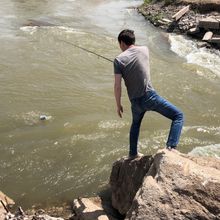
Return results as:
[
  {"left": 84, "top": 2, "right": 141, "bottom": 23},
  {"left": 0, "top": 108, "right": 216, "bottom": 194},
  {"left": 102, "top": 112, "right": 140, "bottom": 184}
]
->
[{"left": 0, "top": 0, "right": 220, "bottom": 208}]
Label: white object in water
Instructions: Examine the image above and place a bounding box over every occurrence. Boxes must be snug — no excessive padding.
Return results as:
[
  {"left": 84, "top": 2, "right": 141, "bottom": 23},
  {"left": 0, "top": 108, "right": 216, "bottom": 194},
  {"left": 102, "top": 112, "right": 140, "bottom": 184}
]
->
[{"left": 40, "top": 115, "right": 49, "bottom": 120}]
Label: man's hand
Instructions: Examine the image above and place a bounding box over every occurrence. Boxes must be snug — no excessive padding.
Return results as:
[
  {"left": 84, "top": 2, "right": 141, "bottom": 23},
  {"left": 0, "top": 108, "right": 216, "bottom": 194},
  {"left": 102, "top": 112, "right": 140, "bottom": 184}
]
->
[{"left": 117, "top": 105, "right": 123, "bottom": 118}]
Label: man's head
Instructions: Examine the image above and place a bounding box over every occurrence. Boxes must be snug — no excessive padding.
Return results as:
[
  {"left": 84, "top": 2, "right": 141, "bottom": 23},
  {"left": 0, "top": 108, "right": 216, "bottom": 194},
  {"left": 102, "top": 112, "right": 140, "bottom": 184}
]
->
[{"left": 118, "top": 29, "right": 135, "bottom": 51}]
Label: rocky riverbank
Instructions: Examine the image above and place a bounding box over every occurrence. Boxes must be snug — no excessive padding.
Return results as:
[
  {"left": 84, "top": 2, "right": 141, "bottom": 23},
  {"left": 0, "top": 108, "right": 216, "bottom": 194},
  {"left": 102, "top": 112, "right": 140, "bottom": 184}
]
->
[
  {"left": 111, "top": 150, "right": 220, "bottom": 219},
  {"left": 1, "top": 149, "right": 220, "bottom": 219},
  {"left": 138, "top": 0, "right": 220, "bottom": 49},
  {"left": 0, "top": 192, "right": 72, "bottom": 220},
  {"left": 73, "top": 149, "right": 220, "bottom": 219}
]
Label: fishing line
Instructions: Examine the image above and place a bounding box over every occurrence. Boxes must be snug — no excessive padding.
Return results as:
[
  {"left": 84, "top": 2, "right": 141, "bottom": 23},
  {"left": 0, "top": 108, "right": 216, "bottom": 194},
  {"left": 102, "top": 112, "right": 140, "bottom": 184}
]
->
[{"left": 55, "top": 38, "right": 114, "bottom": 63}]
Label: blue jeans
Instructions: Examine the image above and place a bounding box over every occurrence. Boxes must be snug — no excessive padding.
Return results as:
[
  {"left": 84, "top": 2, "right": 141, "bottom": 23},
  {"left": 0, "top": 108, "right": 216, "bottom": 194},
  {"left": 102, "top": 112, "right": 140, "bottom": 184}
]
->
[{"left": 129, "top": 90, "right": 184, "bottom": 156}]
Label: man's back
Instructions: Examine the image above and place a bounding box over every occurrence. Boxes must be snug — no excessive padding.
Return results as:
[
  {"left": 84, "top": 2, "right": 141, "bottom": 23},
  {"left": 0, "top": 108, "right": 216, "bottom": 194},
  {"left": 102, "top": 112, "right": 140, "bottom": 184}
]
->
[{"left": 114, "top": 46, "right": 153, "bottom": 100}]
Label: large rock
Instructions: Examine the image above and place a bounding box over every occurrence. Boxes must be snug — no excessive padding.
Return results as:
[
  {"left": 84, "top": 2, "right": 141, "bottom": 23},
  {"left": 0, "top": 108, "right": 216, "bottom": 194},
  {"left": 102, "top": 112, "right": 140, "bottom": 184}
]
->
[
  {"left": 109, "top": 150, "right": 220, "bottom": 219},
  {"left": 109, "top": 155, "right": 153, "bottom": 215}
]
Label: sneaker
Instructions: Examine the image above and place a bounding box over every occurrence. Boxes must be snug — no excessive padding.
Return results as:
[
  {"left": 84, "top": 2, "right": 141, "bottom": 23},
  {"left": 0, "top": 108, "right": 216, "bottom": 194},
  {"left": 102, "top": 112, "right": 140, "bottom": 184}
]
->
[
  {"left": 129, "top": 152, "right": 144, "bottom": 159},
  {"left": 166, "top": 146, "right": 177, "bottom": 151},
  {"left": 171, "top": 146, "right": 177, "bottom": 150},
  {"left": 166, "top": 146, "right": 172, "bottom": 151}
]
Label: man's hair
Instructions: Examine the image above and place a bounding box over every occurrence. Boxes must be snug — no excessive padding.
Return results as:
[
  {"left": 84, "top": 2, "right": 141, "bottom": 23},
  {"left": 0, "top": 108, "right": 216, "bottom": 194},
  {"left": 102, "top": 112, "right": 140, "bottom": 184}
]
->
[{"left": 118, "top": 29, "right": 135, "bottom": 46}]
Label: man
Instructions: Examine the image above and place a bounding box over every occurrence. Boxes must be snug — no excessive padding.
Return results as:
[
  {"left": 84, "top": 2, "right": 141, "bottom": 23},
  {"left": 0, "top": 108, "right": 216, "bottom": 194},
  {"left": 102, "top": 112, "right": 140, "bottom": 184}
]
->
[{"left": 114, "top": 29, "right": 184, "bottom": 158}]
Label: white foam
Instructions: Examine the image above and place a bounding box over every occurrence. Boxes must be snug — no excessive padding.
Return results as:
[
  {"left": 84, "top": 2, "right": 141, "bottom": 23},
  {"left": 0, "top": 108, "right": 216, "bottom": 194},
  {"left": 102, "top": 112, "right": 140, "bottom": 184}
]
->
[
  {"left": 188, "top": 144, "right": 220, "bottom": 159},
  {"left": 3, "top": 15, "right": 16, "bottom": 19},
  {"left": 183, "top": 126, "right": 220, "bottom": 135},
  {"left": 98, "top": 120, "right": 128, "bottom": 129},
  {"left": 20, "top": 26, "right": 38, "bottom": 35},
  {"left": 57, "top": 26, "right": 87, "bottom": 34},
  {"left": 169, "top": 34, "right": 220, "bottom": 77},
  {"left": 71, "top": 133, "right": 107, "bottom": 143},
  {"left": 20, "top": 25, "right": 87, "bottom": 36}
]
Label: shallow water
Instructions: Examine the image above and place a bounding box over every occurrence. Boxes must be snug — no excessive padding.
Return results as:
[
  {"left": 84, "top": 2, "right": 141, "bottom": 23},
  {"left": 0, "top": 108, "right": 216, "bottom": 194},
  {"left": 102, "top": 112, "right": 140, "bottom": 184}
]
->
[{"left": 0, "top": 0, "right": 220, "bottom": 208}]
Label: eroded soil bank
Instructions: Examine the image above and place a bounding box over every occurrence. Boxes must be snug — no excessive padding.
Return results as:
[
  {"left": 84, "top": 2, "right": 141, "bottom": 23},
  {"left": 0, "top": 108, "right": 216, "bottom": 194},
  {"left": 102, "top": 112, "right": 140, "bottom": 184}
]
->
[{"left": 138, "top": 0, "right": 220, "bottom": 49}]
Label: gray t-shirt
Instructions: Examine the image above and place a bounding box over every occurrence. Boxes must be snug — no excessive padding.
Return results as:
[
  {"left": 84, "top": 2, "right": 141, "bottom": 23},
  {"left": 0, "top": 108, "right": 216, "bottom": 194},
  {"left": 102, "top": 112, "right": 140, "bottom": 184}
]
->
[{"left": 114, "top": 46, "right": 153, "bottom": 101}]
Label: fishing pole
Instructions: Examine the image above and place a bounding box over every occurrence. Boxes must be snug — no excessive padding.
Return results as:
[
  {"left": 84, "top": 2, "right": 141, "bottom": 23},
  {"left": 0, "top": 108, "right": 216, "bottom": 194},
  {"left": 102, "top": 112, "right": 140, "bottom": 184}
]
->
[{"left": 55, "top": 38, "right": 114, "bottom": 63}]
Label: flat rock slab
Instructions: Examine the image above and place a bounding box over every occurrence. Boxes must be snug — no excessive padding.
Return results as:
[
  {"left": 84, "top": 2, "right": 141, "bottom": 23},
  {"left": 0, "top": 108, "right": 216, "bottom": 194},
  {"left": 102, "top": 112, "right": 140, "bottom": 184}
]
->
[
  {"left": 73, "top": 197, "right": 117, "bottom": 220},
  {"left": 172, "top": 5, "right": 190, "bottom": 21},
  {"left": 202, "top": 31, "right": 213, "bottom": 41},
  {"left": 199, "top": 17, "right": 220, "bottom": 30},
  {"left": 209, "top": 35, "right": 220, "bottom": 43}
]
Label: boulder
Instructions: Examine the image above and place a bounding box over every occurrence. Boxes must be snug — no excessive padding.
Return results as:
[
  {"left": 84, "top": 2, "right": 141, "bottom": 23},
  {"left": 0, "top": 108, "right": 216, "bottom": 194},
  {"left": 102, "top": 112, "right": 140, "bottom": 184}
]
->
[
  {"left": 109, "top": 150, "right": 220, "bottom": 220},
  {"left": 109, "top": 155, "right": 153, "bottom": 215}
]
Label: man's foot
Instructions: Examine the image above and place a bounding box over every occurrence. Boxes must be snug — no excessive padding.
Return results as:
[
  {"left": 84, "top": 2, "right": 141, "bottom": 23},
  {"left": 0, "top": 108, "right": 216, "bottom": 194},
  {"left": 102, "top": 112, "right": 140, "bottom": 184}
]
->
[
  {"left": 129, "top": 152, "right": 144, "bottom": 159},
  {"left": 166, "top": 146, "right": 172, "bottom": 151},
  {"left": 166, "top": 146, "right": 177, "bottom": 151}
]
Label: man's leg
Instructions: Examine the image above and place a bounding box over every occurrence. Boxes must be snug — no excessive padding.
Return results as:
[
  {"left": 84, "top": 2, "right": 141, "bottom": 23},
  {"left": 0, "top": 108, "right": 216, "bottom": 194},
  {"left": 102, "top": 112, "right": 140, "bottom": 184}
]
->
[
  {"left": 129, "top": 105, "right": 145, "bottom": 156},
  {"left": 153, "top": 94, "right": 184, "bottom": 148}
]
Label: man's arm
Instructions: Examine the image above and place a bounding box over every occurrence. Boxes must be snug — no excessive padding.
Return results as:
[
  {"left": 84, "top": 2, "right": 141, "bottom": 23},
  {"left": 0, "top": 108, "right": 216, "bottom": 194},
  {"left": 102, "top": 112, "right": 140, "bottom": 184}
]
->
[{"left": 114, "top": 74, "right": 123, "bottom": 118}]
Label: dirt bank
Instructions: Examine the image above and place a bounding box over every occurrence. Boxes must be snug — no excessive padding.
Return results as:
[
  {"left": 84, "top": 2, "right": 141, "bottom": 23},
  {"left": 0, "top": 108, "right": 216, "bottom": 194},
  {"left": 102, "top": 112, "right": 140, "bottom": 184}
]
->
[
  {"left": 138, "top": 0, "right": 220, "bottom": 49},
  {"left": 179, "top": 0, "right": 220, "bottom": 13}
]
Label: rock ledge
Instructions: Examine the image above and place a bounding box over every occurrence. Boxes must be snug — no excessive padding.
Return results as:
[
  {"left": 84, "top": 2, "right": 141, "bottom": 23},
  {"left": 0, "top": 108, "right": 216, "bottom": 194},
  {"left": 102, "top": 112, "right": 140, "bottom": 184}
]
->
[{"left": 110, "top": 149, "right": 220, "bottom": 220}]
